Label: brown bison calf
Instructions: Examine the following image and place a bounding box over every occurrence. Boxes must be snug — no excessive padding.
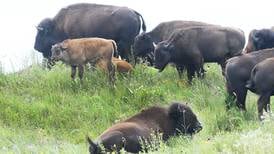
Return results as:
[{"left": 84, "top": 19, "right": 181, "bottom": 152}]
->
[
  {"left": 51, "top": 38, "right": 116, "bottom": 83},
  {"left": 87, "top": 102, "right": 202, "bottom": 153},
  {"left": 112, "top": 57, "right": 133, "bottom": 73},
  {"left": 246, "top": 57, "right": 274, "bottom": 120}
]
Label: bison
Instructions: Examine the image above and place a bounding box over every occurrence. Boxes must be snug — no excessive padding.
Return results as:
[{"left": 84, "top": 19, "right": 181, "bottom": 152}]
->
[
  {"left": 112, "top": 57, "right": 133, "bottom": 73},
  {"left": 154, "top": 26, "right": 245, "bottom": 83},
  {"left": 87, "top": 102, "right": 202, "bottom": 153},
  {"left": 51, "top": 38, "right": 116, "bottom": 83},
  {"left": 225, "top": 48, "right": 274, "bottom": 111},
  {"left": 34, "top": 3, "right": 146, "bottom": 64},
  {"left": 133, "top": 20, "right": 209, "bottom": 65},
  {"left": 245, "top": 57, "right": 274, "bottom": 120},
  {"left": 244, "top": 29, "right": 274, "bottom": 53}
]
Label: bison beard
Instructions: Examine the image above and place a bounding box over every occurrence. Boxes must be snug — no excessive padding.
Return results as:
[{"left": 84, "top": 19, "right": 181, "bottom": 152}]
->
[{"left": 87, "top": 102, "right": 202, "bottom": 153}]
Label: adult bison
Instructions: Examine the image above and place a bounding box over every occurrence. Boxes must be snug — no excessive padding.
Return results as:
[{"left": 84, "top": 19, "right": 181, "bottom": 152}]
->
[
  {"left": 246, "top": 57, "right": 274, "bottom": 120},
  {"left": 225, "top": 48, "right": 274, "bottom": 111},
  {"left": 34, "top": 3, "right": 146, "bottom": 64},
  {"left": 154, "top": 26, "right": 245, "bottom": 83},
  {"left": 87, "top": 102, "right": 202, "bottom": 153},
  {"left": 133, "top": 20, "right": 209, "bottom": 65},
  {"left": 244, "top": 29, "right": 274, "bottom": 53}
]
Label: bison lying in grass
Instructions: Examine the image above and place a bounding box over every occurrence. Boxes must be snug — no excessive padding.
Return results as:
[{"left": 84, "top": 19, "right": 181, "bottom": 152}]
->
[
  {"left": 246, "top": 57, "right": 274, "bottom": 120},
  {"left": 51, "top": 37, "right": 116, "bottom": 84},
  {"left": 87, "top": 102, "right": 202, "bottom": 153}
]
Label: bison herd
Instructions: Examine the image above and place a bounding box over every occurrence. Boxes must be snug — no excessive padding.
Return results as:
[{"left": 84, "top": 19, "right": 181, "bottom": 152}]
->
[{"left": 33, "top": 3, "right": 274, "bottom": 154}]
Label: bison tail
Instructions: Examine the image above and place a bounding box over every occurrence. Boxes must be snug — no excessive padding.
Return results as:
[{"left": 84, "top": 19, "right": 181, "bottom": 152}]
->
[
  {"left": 87, "top": 136, "right": 101, "bottom": 154},
  {"left": 133, "top": 10, "right": 146, "bottom": 32},
  {"left": 111, "top": 40, "right": 118, "bottom": 57}
]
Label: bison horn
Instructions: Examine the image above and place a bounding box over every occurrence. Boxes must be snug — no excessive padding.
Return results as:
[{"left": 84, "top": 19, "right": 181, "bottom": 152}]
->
[{"left": 36, "top": 26, "right": 44, "bottom": 31}]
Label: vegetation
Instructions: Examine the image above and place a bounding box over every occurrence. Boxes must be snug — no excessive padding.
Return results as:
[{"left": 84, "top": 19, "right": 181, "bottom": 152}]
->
[{"left": 0, "top": 63, "right": 273, "bottom": 153}]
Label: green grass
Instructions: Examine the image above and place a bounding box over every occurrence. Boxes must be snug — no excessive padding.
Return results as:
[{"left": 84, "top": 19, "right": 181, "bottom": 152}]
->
[{"left": 0, "top": 63, "right": 273, "bottom": 153}]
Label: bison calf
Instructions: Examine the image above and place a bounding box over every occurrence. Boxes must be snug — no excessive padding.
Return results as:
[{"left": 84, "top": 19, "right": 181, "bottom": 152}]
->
[
  {"left": 246, "top": 57, "right": 274, "bottom": 120},
  {"left": 51, "top": 38, "right": 116, "bottom": 83},
  {"left": 87, "top": 102, "right": 202, "bottom": 153},
  {"left": 112, "top": 57, "right": 133, "bottom": 73}
]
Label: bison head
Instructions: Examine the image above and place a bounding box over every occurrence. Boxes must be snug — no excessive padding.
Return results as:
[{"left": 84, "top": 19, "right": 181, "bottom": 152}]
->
[
  {"left": 245, "top": 29, "right": 274, "bottom": 53},
  {"left": 34, "top": 18, "right": 60, "bottom": 58},
  {"left": 133, "top": 33, "right": 155, "bottom": 57},
  {"left": 168, "top": 102, "right": 202, "bottom": 135},
  {"left": 51, "top": 41, "right": 68, "bottom": 62},
  {"left": 154, "top": 41, "right": 173, "bottom": 72},
  {"left": 244, "top": 29, "right": 258, "bottom": 53}
]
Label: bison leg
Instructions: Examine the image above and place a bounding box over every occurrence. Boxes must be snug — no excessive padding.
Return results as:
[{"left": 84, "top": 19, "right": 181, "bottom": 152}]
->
[
  {"left": 257, "top": 93, "right": 271, "bottom": 120},
  {"left": 78, "top": 65, "right": 84, "bottom": 82},
  {"left": 97, "top": 60, "right": 115, "bottom": 85},
  {"left": 176, "top": 65, "right": 184, "bottom": 78},
  {"left": 71, "top": 65, "right": 77, "bottom": 80},
  {"left": 235, "top": 87, "right": 248, "bottom": 110},
  {"left": 117, "top": 41, "right": 131, "bottom": 61},
  {"left": 107, "top": 61, "right": 116, "bottom": 85},
  {"left": 186, "top": 66, "right": 195, "bottom": 84},
  {"left": 225, "top": 81, "right": 237, "bottom": 109},
  {"left": 219, "top": 61, "right": 226, "bottom": 76}
]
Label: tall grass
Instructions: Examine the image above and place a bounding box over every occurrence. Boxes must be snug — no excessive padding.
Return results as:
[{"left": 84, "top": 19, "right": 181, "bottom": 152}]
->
[{"left": 0, "top": 63, "right": 273, "bottom": 153}]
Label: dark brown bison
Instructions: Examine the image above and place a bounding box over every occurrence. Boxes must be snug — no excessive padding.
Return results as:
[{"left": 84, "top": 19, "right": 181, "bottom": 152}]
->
[
  {"left": 51, "top": 38, "right": 116, "bottom": 83},
  {"left": 34, "top": 3, "right": 146, "bottom": 64},
  {"left": 225, "top": 48, "right": 274, "bottom": 111},
  {"left": 133, "top": 20, "right": 209, "bottom": 65},
  {"left": 245, "top": 57, "right": 274, "bottom": 120},
  {"left": 87, "top": 102, "right": 202, "bottom": 153},
  {"left": 244, "top": 29, "right": 274, "bottom": 53},
  {"left": 154, "top": 26, "right": 245, "bottom": 83}
]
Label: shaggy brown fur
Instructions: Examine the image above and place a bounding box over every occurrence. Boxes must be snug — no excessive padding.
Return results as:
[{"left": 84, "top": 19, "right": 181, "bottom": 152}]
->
[{"left": 87, "top": 102, "right": 202, "bottom": 153}]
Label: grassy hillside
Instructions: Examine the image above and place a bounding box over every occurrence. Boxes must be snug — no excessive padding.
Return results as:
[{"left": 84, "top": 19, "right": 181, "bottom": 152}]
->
[{"left": 0, "top": 63, "right": 273, "bottom": 153}]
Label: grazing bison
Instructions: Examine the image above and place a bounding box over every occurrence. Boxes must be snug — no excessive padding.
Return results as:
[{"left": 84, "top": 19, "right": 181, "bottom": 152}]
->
[
  {"left": 133, "top": 20, "right": 209, "bottom": 65},
  {"left": 87, "top": 102, "right": 202, "bottom": 153},
  {"left": 34, "top": 3, "right": 146, "bottom": 63},
  {"left": 154, "top": 26, "right": 245, "bottom": 82},
  {"left": 51, "top": 38, "right": 116, "bottom": 83},
  {"left": 112, "top": 57, "right": 133, "bottom": 73},
  {"left": 244, "top": 29, "right": 274, "bottom": 53},
  {"left": 225, "top": 48, "right": 274, "bottom": 110},
  {"left": 246, "top": 57, "right": 274, "bottom": 120}
]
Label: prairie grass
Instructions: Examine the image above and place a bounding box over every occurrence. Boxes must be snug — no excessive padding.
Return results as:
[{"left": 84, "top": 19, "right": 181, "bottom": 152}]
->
[{"left": 0, "top": 63, "right": 273, "bottom": 153}]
